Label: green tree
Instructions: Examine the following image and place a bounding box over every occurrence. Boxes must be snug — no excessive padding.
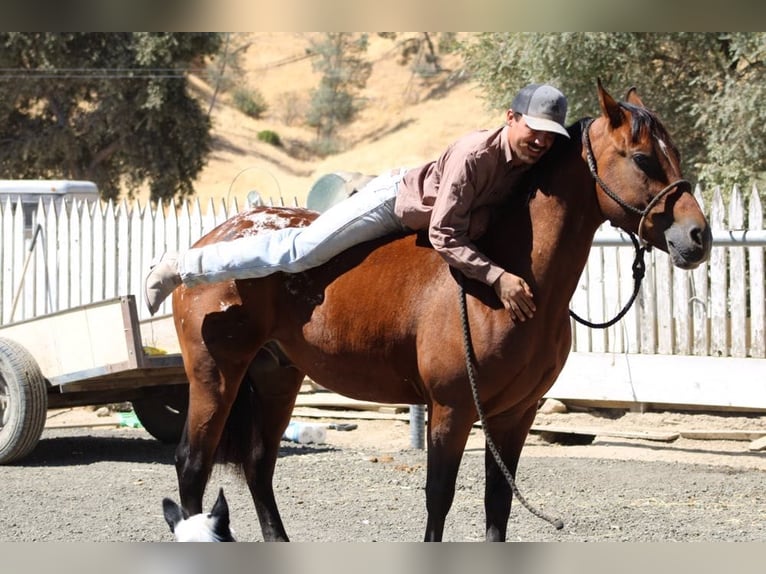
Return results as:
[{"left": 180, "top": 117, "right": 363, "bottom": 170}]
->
[
  {"left": 460, "top": 33, "right": 766, "bottom": 195},
  {"left": 0, "top": 32, "right": 223, "bottom": 203},
  {"left": 306, "top": 33, "right": 372, "bottom": 147}
]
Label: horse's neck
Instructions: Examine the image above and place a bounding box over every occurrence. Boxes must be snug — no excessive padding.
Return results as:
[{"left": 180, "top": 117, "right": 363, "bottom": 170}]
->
[{"left": 527, "top": 159, "right": 604, "bottom": 307}]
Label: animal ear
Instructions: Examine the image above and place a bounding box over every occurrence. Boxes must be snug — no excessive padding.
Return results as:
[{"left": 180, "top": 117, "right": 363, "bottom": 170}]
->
[
  {"left": 162, "top": 497, "right": 185, "bottom": 532},
  {"left": 597, "top": 78, "right": 624, "bottom": 129},
  {"left": 625, "top": 86, "right": 645, "bottom": 107},
  {"left": 211, "top": 488, "right": 230, "bottom": 521}
]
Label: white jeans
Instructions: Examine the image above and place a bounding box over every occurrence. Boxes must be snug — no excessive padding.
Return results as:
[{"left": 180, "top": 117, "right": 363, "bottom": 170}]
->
[{"left": 179, "top": 169, "right": 409, "bottom": 287}]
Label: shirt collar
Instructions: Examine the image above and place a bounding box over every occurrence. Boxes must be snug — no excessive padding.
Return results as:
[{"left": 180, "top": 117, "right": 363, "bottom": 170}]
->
[{"left": 500, "top": 124, "right": 514, "bottom": 164}]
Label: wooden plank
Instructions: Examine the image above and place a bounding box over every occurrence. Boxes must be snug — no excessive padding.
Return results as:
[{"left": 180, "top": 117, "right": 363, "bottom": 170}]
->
[
  {"left": 546, "top": 351, "right": 766, "bottom": 410},
  {"left": 571, "top": 250, "right": 591, "bottom": 352},
  {"left": 80, "top": 200, "right": 94, "bottom": 304},
  {"left": 45, "top": 421, "right": 121, "bottom": 430},
  {"left": 673, "top": 255, "right": 691, "bottom": 355},
  {"left": 0, "top": 297, "right": 136, "bottom": 379},
  {"left": 617, "top": 241, "right": 640, "bottom": 353},
  {"left": 294, "top": 392, "right": 409, "bottom": 413},
  {"left": 729, "top": 187, "right": 746, "bottom": 357},
  {"left": 691, "top": 187, "right": 709, "bottom": 356},
  {"left": 530, "top": 425, "right": 679, "bottom": 442},
  {"left": 638, "top": 251, "right": 657, "bottom": 353},
  {"left": 291, "top": 406, "right": 411, "bottom": 422},
  {"left": 587, "top": 245, "right": 606, "bottom": 352},
  {"left": 656, "top": 252, "right": 673, "bottom": 354},
  {"left": 103, "top": 201, "right": 117, "bottom": 300},
  {"left": 749, "top": 187, "right": 765, "bottom": 358},
  {"left": 678, "top": 429, "right": 766, "bottom": 441},
  {"left": 710, "top": 188, "right": 728, "bottom": 356}
]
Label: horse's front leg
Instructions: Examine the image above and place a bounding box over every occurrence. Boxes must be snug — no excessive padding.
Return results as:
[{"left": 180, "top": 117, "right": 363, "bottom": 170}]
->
[
  {"left": 483, "top": 405, "right": 537, "bottom": 541},
  {"left": 423, "top": 404, "right": 474, "bottom": 541}
]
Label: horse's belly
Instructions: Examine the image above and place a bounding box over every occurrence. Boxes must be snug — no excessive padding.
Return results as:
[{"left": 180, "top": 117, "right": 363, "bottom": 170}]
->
[
  {"left": 280, "top": 315, "right": 426, "bottom": 404},
  {"left": 290, "top": 350, "right": 425, "bottom": 405}
]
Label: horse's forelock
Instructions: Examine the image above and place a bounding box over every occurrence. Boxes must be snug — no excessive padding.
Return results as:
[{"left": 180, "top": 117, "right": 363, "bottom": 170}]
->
[
  {"left": 620, "top": 102, "right": 681, "bottom": 166},
  {"left": 620, "top": 103, "right": 674, "bottom": 145}
]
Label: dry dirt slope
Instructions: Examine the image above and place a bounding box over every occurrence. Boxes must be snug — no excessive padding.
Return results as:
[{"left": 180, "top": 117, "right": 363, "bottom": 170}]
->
[{"left": 153, "top": 32, "right": 498, "bottom": 207}]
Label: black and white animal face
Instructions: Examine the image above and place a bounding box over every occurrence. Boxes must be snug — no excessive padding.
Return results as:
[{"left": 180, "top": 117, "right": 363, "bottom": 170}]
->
[{"left": 162, "top": 488, "right": 236, "bottom": 542}]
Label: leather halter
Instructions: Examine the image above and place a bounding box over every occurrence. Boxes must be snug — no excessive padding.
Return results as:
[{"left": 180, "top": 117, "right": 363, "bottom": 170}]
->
[{"left": 582, "top": 118, "right": 690, "bottom": 247}]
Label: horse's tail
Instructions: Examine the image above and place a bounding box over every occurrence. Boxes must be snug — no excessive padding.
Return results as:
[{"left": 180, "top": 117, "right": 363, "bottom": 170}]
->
[
  {"left": 213, "top": 347, "right": 302, "bottom": 467},
  {"left": 214, "top": 373, "right": 257, "bottom": 467}
]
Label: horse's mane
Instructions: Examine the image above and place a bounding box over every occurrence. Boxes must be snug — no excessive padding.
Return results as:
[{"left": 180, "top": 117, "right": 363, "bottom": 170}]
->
[{"left": 519, "top": 118, "right": 588, "bottom": 201}]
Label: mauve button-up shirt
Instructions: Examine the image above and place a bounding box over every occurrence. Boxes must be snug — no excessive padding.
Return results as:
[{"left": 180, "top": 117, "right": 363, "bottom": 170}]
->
[{"left": 395, "top": 125, "right": 530, "bottom": 287}]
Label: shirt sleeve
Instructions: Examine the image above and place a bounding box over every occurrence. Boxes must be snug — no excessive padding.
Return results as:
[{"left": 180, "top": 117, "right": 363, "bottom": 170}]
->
[{"left": 427, "top": 153, "right": 506, "bottom": 287}]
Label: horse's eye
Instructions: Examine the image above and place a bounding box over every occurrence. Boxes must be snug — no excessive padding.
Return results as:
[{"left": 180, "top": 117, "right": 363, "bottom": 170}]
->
[
  {"left": 632, "top": 152, "right": 661, "bottom": 178},
  {"left": 632, "top": 153, "right": 650, "bottom": 170}
]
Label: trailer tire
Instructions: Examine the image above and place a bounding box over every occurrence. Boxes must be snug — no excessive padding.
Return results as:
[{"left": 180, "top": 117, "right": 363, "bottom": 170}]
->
[
  {"left": 0, "top": 338, "right": 48, "bottom": 464},
  {"left": 132, "top": 385, "right": 188, "bottom": 444}
]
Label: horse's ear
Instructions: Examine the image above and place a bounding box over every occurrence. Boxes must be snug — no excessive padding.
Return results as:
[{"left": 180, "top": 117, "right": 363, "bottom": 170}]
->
[
  {"left": 597, "top": 78, "right": 624, "bottom": 129},
  {"left": 211, "top": 488, "right": 230, "bottom": 521},
  {"left": 625, "top": 86, "right": 645, "bottom": 107}
]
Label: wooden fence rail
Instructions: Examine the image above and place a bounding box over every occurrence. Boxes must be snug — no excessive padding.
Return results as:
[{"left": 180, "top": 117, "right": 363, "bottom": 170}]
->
[{"left": 1, "top": 185, "right": 764, "bottom": 362}]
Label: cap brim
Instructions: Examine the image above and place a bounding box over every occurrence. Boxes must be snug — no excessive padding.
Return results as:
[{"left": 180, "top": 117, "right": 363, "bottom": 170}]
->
[{"left": 524, "top": 115, "right": 570, "bottom": 138}]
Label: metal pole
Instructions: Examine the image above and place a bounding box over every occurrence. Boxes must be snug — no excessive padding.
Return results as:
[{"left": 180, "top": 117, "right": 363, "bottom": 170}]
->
[
  {"left": 409, "top": 404, "right": 425, "bottom": 449},
  {"left": 593, "top": 228, "right": 766, "bottom": 247},
  {"left": 9, "top": 224, "right": 43, "bottom": 322}
]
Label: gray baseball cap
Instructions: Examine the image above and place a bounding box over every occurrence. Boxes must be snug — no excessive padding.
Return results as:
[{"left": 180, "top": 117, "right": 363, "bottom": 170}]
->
[{"left": 511, "top": 83, "right": 569, "bottom": 138}]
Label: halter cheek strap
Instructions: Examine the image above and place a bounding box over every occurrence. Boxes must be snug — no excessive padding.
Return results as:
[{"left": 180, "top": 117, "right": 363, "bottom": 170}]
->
[{"left": 582, "top": 118, "right": 690, "bottom": 247}]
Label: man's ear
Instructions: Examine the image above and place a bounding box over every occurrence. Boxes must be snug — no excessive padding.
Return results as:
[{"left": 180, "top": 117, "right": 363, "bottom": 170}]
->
[{"left": 506, "top": 109, "right": 515, "bottom": 125}]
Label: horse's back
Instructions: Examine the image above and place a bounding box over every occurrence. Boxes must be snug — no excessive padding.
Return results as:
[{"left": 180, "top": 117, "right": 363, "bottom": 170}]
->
[
  {"left": 194, "top": 206, "right": 317, "bottom": 247},
  {"left": 174, "top": 206, "right": 453, "bottom": 402}
]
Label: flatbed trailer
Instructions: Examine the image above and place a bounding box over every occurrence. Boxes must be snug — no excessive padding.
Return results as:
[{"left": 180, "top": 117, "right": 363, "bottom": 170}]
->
[{"left": 0, "top": 296, "right": 188, "bottom": 463}]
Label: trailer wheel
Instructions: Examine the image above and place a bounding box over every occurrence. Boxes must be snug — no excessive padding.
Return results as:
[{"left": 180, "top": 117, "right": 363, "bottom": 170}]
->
[
  {"left": 0, "top": 338, "right": 48, "bottom": 464},
  {"left": 132, "top": 385, "right": 188, "bottom": 444}
]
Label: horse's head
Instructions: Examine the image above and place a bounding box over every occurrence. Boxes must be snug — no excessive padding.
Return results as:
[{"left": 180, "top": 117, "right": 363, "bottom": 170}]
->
[{"left": 585, "top": 79, "right": 712, "bottom": 269}]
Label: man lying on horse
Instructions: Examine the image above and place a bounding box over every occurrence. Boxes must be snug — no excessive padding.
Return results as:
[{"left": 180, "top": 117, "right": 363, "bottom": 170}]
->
[{"left": 144, "top": 83, "right": 570, "bottom": 320}]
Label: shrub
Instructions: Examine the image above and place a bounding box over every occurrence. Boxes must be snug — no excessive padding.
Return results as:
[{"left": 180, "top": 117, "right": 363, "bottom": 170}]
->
[
  {"left": 232, "top": 87, "right": 268, "bottom": 119},
  {"left": 257, "top": 130, "right": 282, "bottom": 147}
]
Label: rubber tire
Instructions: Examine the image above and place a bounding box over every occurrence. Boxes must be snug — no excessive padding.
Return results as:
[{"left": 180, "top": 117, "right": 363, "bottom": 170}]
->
[
  {"left": 0, "top": 338, "right": 48, "bottom": 464},
  {"left": 131, "top": 386, "right": 189, "bottom": 444}
]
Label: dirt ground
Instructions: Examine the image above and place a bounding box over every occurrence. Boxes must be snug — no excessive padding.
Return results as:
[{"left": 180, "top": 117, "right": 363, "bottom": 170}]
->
[
  {"left": 47, "top": 402, "right": 766, "bottom": 471},
  {"left": 1, "top": 403, "right": 764, "bottom": 542}
]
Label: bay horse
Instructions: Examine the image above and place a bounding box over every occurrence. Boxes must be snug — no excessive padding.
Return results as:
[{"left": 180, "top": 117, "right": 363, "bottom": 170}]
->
[{"left": 167, "top": 81, "right": 711, "bottom": 542}]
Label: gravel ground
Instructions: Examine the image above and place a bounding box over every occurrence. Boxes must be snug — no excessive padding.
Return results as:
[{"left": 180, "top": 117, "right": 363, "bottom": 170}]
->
[{"left": 1, "top": 409, "right": 765, "bottom": 542}]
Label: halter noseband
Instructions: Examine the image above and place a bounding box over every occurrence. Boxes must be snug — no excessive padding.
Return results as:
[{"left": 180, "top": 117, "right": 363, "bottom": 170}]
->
[{"left": 582, "top": 118, "right": 690, "bottom": 247}]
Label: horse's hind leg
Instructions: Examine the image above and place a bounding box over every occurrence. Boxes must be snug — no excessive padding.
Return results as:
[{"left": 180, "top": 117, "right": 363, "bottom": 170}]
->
[
  {"left": 240, "top": 356, "right": 305, "bottom": 541},
  {"left": 174, "top": 353, "right": 247, "bottom": 516}
]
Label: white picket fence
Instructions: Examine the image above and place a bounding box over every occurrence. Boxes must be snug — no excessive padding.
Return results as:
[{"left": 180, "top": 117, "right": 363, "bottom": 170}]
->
[
  {"left": 570, "top": 185, "right": 765, "bottom": 360},
  {"left": 0, "top": 185, "right": 764, "bottom": 366}
]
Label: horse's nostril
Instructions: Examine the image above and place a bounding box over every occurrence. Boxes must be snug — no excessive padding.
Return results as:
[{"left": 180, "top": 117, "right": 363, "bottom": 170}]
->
[{"left": 690, "top": 227, "right": 703, "bottom": 247}]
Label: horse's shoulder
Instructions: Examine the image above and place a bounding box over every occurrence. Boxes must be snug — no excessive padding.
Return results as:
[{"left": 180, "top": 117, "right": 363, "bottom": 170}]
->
[{"left": 195, "top": 206, "right": 318, "bottom": 246}]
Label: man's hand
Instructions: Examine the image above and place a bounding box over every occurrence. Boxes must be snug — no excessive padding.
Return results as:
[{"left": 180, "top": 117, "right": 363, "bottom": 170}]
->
[{"left": 493, "top": 272, "right": 535, "bottom": 322}]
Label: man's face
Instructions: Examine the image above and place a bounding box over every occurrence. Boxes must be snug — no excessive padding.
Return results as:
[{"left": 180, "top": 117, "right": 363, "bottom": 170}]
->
[{"left": 506, "top": 110, "right": 556, "bottom": 166}]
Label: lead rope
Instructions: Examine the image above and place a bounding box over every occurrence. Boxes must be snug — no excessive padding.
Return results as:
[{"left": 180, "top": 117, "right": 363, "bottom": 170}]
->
[
  {"left": 569, "top": 231, "right": 646, "bottom": 328},
  {"left": 457, "top": 273, "right": 564, "bottom": 530}
]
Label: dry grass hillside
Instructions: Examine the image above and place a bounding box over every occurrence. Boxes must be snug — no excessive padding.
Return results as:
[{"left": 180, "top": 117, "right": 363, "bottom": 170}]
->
[{"left": 150, "top": 32, "right": 500, "bottom": 208}]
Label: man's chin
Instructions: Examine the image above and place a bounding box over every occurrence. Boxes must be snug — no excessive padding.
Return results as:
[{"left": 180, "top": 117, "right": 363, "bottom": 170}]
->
[{"left": 518, "top": 153, "right": 542, "bottom": 165}]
